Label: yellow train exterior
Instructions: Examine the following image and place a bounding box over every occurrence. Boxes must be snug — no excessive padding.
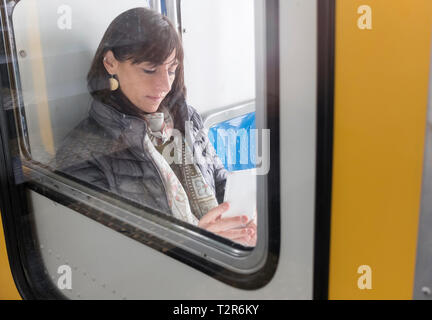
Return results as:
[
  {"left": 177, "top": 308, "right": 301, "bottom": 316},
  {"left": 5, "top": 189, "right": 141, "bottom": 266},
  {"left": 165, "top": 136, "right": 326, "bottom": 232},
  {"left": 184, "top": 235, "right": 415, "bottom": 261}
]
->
[
  {"left": 1, "top": 0, "right": 432, "bottom": 300},
  {"left": 331, "top": 0, "right": 432, "bottom": 299}
]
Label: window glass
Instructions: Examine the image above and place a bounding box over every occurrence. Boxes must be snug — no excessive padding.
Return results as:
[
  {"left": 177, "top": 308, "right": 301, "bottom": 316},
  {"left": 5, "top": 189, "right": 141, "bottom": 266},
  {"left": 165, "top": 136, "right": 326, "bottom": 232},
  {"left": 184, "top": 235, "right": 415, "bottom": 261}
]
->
[{"left": 8, "top": 0, "right": 267, "bottom": 254}]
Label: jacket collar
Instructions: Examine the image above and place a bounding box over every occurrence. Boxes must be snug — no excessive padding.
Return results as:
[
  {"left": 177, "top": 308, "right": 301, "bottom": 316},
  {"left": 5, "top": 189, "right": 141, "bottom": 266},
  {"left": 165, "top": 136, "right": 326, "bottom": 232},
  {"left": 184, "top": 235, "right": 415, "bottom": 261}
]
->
[
  {"left": 88, "top": 98, "right": 196, "bottom": 158},
  {"left": 89, "top": 98, "right": 148, "bottom": 140},
  {"left": 89, "top": 96, "right": 194, "bottom": 139}
]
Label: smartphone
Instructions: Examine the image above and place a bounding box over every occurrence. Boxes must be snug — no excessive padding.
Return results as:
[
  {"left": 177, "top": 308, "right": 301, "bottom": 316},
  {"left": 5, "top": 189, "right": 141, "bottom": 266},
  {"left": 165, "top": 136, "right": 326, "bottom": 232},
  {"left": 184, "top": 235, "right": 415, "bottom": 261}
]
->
[{"left": 222, "top": 168, "right": 257, "bottom": 221}]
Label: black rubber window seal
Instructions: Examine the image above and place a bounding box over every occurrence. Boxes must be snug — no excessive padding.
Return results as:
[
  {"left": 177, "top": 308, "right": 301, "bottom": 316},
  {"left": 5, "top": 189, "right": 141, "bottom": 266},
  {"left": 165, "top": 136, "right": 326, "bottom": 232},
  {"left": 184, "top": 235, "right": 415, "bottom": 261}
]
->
[{"left": 313, "top": 0, "right": 336, "bottom": 300}]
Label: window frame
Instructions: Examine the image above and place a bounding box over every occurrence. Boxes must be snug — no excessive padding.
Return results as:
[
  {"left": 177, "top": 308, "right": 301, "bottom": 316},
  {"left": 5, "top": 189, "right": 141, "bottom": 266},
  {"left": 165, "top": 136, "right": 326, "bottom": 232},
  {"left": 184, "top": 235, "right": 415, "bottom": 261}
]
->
[{"left": 0, "top": 0, "right": 282, "bottom": 295}]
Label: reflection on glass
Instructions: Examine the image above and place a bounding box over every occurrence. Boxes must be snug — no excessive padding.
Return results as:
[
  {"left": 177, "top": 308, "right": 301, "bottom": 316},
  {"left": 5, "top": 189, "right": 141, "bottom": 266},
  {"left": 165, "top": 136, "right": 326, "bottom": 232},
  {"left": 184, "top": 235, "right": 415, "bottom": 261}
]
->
[{"left": 53, "top": 8, "right": 257, "bottom": 247}]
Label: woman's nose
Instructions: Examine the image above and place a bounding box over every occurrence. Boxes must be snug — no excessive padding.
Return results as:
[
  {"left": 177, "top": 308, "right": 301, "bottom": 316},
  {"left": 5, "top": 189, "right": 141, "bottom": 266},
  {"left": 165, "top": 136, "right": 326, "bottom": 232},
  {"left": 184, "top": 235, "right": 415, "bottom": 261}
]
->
[{"left": 155, "top": 70, "right": 172, "bottom": 93}]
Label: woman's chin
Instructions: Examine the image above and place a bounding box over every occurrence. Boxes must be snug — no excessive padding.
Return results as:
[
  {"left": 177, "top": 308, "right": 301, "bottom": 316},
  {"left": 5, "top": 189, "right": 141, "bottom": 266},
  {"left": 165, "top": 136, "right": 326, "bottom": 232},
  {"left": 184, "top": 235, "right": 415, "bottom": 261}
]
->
[{"left": 137, "top": 103, "right": 161, "bottom": 114}]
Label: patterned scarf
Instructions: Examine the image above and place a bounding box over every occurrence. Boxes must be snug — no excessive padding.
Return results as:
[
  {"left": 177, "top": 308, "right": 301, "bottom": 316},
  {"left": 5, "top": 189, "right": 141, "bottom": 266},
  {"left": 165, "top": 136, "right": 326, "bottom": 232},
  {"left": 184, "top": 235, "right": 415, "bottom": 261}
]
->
[{"left": 142, "top": 106, "right": 219, "bottom": 222}]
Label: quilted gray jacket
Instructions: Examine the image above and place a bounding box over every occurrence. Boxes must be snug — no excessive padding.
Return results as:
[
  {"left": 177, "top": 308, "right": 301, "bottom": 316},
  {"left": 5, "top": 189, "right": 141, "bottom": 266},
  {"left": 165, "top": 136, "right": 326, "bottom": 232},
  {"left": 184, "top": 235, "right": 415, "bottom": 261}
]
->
[{"left": 54, "top": 98, "right": 227, "bottom": 216}]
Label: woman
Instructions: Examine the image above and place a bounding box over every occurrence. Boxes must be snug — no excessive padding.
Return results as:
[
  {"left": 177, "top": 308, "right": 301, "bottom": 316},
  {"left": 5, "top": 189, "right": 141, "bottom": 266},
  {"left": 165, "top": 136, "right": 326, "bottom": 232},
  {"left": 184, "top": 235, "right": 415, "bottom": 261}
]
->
[{"left": 54, "top": 8, "right": 256, "bottom": 246}]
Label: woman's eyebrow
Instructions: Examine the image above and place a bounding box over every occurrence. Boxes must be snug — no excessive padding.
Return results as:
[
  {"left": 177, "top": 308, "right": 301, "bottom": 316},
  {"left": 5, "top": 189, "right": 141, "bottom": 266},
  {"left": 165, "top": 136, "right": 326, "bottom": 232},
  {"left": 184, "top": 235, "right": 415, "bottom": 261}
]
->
[
  {"left": 167, "top": 59, "right": 179, "bottom": 66},
  {"left": 139, "top": 60, "right": 178, "bottom": 68},
  {"left": 138, "top": 61, "right": 157, "bottom": 68}
]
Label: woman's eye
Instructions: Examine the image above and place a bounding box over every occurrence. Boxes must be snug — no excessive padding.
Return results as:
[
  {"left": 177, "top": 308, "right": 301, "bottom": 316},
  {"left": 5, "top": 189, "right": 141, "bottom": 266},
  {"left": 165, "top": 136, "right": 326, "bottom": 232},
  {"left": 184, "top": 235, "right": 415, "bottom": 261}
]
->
[
  {"left": 142, "top": 68, "right": 176, "bottom": 76},
  {"left": 142, "top": 69, "right": 156, "bottom": 74}
]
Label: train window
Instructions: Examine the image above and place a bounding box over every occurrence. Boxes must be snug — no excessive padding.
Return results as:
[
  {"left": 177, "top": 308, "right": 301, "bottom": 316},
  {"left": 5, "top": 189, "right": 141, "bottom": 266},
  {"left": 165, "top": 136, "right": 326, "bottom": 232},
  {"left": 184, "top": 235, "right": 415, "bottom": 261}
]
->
[{"left": 2, "top": 0, "right": 278, "bottom": 286}]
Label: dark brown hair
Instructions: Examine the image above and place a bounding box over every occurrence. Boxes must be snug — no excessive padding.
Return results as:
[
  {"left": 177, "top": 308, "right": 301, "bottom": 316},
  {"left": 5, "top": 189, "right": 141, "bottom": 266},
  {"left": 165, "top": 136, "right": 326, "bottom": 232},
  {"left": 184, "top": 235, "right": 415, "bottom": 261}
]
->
[{"left": 87, "top": 7, "right": 186, "bottom": 113}]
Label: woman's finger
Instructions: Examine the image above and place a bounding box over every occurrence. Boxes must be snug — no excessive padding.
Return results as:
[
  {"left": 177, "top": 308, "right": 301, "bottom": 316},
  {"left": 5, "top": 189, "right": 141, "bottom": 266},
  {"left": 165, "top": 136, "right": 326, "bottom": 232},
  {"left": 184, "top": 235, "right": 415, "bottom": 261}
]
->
[
  {"left": 198, "top": 202, "right": 230, "bottom": 227},
  {"left": 206, "top": 215, "right": 249, "bottom": 233},
  {"left": 217, "top": 227, "right": 255, "bottom": 240},
  {"left": 246, "top": 220, "right": 257, "bottom": 232},
  {"left": 230, "top": 235, "right": 256, "bottom": 247}
]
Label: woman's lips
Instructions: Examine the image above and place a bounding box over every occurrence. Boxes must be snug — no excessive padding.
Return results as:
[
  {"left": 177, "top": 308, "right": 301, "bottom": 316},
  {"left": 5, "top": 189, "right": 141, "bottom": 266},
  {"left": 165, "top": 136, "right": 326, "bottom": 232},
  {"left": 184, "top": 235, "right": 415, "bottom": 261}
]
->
[{"left": 146, "top": 96, "right": 163, "bottom": 102}]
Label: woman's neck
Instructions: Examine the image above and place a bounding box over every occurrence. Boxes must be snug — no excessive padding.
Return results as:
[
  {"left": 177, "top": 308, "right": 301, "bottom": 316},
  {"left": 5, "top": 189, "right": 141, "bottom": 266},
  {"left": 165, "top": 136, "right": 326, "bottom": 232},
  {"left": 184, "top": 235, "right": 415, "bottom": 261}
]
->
[{"left": 106, "top": 90, "right": 158, "bottom": 119}]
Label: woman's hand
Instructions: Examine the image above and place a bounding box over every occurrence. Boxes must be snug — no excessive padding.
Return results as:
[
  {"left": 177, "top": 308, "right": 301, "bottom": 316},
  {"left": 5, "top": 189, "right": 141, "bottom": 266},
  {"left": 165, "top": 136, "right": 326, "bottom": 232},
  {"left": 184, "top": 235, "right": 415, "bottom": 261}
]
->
[{"left": 198, "top": 202, "right": 257, "bottom": 247}]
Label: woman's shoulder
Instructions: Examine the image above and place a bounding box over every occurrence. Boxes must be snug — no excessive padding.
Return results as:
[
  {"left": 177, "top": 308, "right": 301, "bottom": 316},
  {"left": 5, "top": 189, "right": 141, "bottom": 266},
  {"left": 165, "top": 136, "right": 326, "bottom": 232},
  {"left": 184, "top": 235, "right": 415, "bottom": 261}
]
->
[
  {"left": 170, "top": 99, "right": 204, "bottom": 133},
  {"left": 62, "top": 117, "right": 110, "bottom": 148},
  {"left": 183, "top": 103, "right": 204, "bottom": 129},
  {"left": 54, "top": 117, "right": 116, "bottom": 168}
]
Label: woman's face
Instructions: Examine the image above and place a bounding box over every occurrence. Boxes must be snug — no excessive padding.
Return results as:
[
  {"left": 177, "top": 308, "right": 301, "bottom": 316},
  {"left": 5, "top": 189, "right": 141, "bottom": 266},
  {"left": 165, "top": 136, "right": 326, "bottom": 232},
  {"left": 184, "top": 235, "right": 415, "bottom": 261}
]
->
[{"left": 104, "top": 50, "right": 178, "bottom": 113}]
